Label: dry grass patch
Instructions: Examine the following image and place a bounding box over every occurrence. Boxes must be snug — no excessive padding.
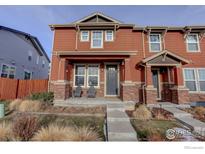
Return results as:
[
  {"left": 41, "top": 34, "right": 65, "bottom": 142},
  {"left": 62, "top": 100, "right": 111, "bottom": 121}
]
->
[
  {"left": 18, "top": 100, "right": 42, "bottom": 112},
  {"left": 32, "top": 124, "right": 102, "bottom": 141},
  {"left": 194, "top": 107, "right": 205, "bottom": 116},
  {"left": 132, "top": 105, "right": 152, "bottom": 121},
  {"left": 0, "top": 122, "right": 13, "bottom": 141},
  {"left": 9, "top": 99, "right": 22, "bottom": 111}
]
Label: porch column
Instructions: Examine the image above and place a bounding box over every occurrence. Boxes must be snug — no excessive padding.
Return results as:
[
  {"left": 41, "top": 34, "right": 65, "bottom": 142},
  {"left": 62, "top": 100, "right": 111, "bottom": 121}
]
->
[
  {"left": 124, "top": 58, "right": 132, "bottom": 83},
  {"left": 174, "top": 66, "right": 184, "bottom": 87},
  {"left": 171, "top": 65, "right": 190, "bottom": 104},
  {"left": 58, "top": 58, "right": 68, "bottom": 80},
  {"left": 146, "top": 65, "right": 153, "bottom": 87},
  {"left": 145, "top": 65, "right": 157, "bottom": 104}
]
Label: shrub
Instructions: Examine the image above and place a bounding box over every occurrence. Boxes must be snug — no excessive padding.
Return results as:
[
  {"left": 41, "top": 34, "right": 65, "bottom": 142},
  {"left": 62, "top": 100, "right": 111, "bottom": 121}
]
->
[
  {"left": 12, "top": 114, "right": 39, "bottom": 141},
  {"left": 73, "top": 126, "right": 102, "bottom": 141},
  {"left": 32, "top": 124, "right": 102, "bottom": 141},
  {"left": 9, "top": 99, "right": 22, "bottom": 111},
  {"left": 194, "top": 107, "right": 205, "bottom": 117},
  {"left": 0, "top": 122, "right": 13, "bottom": 141},
  {"left": 32, "top": 124, "right": 76, "bottom": 141},
  {"left": 18, "top": 100, "right": 42, "bottom": 112},
  {"left": 132, "top": 105, "right": 152, "bottom": 121},
  {"left": 28, "top": 92, "right": 54, "bottom": 104}
]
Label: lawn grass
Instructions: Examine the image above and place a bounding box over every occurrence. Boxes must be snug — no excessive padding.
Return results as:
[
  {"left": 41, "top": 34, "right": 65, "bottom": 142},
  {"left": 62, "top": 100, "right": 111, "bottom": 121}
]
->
[{"left": 131, "top": 119, "right": 183, "bottom": 141}]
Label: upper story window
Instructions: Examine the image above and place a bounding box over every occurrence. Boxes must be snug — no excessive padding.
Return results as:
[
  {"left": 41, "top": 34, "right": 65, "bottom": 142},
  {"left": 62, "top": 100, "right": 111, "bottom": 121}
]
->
[
  {"left": 105, "top": 30, "right": 114, "bottom": 41},
  {"left": 149, "top": 34, "right": 162, "bottom": 52},
  {"left": 186, "top": 34, "right": 200, "bottom": 52},
  {"left": 1, "top": 64, "right": 16, "bottom": 79},
  {"left": 91, "top": 31, "right": 103, "bottom": 48},
  {"left": 80, "top": 31, "right": 89, "bottom": 42},
  {"left": 42, "top": 60, "right": 45, "bottom": 68},
  {"left": 28, "top": 50, "right": 32, "bottom": 61},
  {"left": 36, "top": 55, "right": 39, "bottom": 64}
]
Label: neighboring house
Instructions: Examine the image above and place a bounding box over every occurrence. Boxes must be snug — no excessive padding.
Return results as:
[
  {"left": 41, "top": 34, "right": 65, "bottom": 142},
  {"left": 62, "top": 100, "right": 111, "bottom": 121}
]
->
[
  {"left": 49, "top": 12, "right": 205, "bottom": 104},
  {"left": 0, "top": 25, "right": 50, "bottom": 80}
]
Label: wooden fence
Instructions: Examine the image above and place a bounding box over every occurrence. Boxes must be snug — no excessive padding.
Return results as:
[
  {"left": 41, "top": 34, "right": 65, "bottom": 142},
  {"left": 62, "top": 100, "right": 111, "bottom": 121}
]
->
[{"left": 0, "top": 78, "right": 48, "bottom": 100}]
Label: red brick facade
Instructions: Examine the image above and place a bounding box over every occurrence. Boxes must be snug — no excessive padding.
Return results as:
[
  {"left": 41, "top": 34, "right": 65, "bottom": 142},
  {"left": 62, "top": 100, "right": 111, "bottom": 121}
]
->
[{"left": 49, "top": 12, "right": 205, "bottom": 104}]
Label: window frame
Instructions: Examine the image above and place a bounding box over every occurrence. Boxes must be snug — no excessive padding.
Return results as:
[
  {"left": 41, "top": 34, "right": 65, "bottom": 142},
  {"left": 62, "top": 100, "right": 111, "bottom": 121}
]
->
[
  {"left": 80, "top": 31, "right": 89, "bottom": 42},
  {"left": 183, "top": 68, "right": 205, "bottom": 93},
  {"left": 28, "top": 50, "right": 32, "bottom": 61},
  {"left": 149, "top": 33, "right": 162, "bottom": 52},
  {"left": 91, "top": 30, "right": 103, "bottom": 48},
  {"left": 74, "top": 64, "right": 86, "bottom": 88},
  {"left": 86, "top": 64, "right": 100, "bottom": 88},
  {"left": 73, "top": 63, "right": 100, "bottom": 88},
  {"left": 24, "top": 69, "right": 32, "bottom": 80},
  {"left": 186, "top": 33, "right": 200, "bottom": 52},
  {"left": 0, "top": 63, "right": 16, "bottom": 79},
  {"left": 105, "top": 30, "right": 114, "bottom": 42}
]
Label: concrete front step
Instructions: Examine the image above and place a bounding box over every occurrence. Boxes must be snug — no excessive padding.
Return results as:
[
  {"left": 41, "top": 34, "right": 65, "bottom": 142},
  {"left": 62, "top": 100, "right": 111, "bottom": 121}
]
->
[
  {"left": 108, "top": 132, "right": 137, "bottom": 141},
  {"left": 107, "top": 121, "right": 136, "bottom": 134},
  {"left": 176, "top": 116, "right": 205, "bottom": 136},
  {"left": 163, "top": 107, "right": 193, "bottom": 118}
]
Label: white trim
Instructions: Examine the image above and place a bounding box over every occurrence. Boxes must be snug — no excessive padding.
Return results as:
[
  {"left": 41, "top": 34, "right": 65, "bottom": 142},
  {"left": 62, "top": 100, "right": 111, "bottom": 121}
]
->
[
  {"left": 104, "top": 63, "right": 120, "bottom": 97},
  {"left": 73, "top": 63, "right": 100, "bottom": 88},
  {"left": 0, "top": 63, "right": 16, "bottom": 79},
  {"left": 186, "top": 33, "right": 201, "bottom": 53},
  {"left": 149, "top": 33, "right": 162, "bottom": 52},
  {"left": 105, "top": 30, "right": 114, "bottom": 42},
  {"left": 73, "top": 64, "right": 86, "bottom": 88},
  {"left": 91, "top": 30, "right": 103, "bottom": 48},
  {"left": 80, "top": 31, "right": 89, "bottom": 42},
  {"left": 183, "top": 68, "right": 205, "bottom": 93},
  {"left": 86, "top": 64, "right": 100, "bottom": 88}
]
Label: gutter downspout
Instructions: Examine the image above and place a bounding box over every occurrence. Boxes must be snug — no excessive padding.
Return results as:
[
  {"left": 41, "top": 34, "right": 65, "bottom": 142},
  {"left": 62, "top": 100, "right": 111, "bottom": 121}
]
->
[
  {"left": 142, "top": 30, "right": 146, "bottom": 58},
  {"left": 75, "top": 24, "right": 79, "bottom": 51},
  {"left": 141, "top": 64, "right": 147, "bottom": 104}
]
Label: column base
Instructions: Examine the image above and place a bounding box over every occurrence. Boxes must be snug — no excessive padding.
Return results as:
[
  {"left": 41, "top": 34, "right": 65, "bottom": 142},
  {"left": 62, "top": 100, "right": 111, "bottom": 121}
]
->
[
  {"left": 170, "top": 86, "right": 190, "bottom": 104},
  {"left": 49, "top": 80, "right": 70, "bottom": 100},
  {"left": 120, "top": 82, "right": 139, "bottom": 102},
  {"left": 145, "top": 86, "right": 158, "bottom": 104}
]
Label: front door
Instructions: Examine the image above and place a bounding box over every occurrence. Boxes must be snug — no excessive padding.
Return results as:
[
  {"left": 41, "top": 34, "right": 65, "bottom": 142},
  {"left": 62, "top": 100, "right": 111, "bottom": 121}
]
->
[
  {"left": 152, "top": 69, "right": 161, "bottom": 100},
  {"left": 106, "top": 64, "right": 118, "bottom": 96}
]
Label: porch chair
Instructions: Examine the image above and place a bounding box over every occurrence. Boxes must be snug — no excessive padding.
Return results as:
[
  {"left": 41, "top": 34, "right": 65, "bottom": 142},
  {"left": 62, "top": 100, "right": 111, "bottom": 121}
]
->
[
  {"left": 73, "top": 85, "right": 82, "bottom": 97},
  {"left": 87, "top": 85, "right": 96, "bottom": 98}
]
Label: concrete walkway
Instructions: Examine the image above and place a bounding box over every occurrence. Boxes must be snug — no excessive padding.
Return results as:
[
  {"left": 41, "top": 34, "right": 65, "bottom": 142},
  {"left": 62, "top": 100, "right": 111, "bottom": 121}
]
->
[
  {"left": 157, "top": 102, "right": 205, "bottom": 137},
  {"left": 106, "top": 103, "right": 138, "bottom": 141}
]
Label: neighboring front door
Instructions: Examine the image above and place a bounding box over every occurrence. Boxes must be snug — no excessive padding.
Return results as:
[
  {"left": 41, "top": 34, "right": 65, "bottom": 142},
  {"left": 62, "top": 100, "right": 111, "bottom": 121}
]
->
[
  {"left": 152, "top": 69, "right": 161, "bottom": 100},
  {"left": 106, "top": 64, "right": 119, "bottom": 96}
]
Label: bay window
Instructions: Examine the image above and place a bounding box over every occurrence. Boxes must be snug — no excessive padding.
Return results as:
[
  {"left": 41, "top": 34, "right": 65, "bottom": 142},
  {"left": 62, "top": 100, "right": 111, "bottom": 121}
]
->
[
  {"left": 74, "top": 64, "right": 99, "bottom": 87},
  {"left": 184, "top": 68, "right": 205, "bottom": 92},
  {"left": 149, "top": 34, "right": 162, "bottom": 52},
  {"left": 91, "top": 31, "right": 103, "bottom": 48},
  {"left": 186, "top": 34, "right": 200, "bottom": 52}
]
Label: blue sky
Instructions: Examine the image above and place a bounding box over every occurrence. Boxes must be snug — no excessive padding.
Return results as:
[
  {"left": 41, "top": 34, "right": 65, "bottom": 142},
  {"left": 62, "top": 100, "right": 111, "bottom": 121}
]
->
[{"left": 1, "top": 5, "right": 205, "bottom": 59}]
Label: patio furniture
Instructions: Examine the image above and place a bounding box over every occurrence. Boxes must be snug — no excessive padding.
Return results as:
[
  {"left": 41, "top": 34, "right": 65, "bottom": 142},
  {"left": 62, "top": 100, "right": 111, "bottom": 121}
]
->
[
  {"left": 73, "top": 85, "right": 82, "bottom": 97},
  {"left": 87, "top": 85, "right": 96, "bottom": 98}
]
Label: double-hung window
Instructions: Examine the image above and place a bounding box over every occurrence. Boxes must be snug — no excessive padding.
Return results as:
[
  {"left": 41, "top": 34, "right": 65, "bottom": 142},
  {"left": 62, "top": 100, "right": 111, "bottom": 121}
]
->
[
  {"left": 184, "top": 68, "right": 205, "bottom": 92},
  {"left": 74, "top": 64, "right": 99, "bottom": 87},
  {"left": 81, "top": 31, "right": 89, "bottom": 41},
  {"left": 1, "top": 64, "right": 16, "bottom": 79},
  {"left": 186, "top": 34, "right": 200, "bottom": 52},
  {"left": 91, "top": 31, "right": 103, "bottom": 48},
  {"left": 105, "top": 30, "right": 113, "bottom": 41},
  {"left": 24, "top": 70, "right": 31, "bottom": 80},
  {"left": 75, "top": 64, "right": 86, "bottom": 87},
  {"left": 87, "top": 65, "right": 99, "bottom": 87},
  {"left": 149, "top": 34, "right": 162, "bottom": 52}
]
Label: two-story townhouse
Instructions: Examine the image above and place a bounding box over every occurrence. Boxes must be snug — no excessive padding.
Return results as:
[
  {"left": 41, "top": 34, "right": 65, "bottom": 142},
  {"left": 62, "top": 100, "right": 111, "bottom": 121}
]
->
[
  {"left": 0, "top": 25, "right": 50, "bottom": 80},
  {"left": 49, "top": 12, "right": 205, "bottom": 104}
]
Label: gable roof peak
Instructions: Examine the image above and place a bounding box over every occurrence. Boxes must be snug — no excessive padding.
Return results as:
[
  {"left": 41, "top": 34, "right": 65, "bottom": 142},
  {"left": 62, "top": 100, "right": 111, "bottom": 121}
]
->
[{"left": 73, "top": 12, "right": 122, "bottom": 24}]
